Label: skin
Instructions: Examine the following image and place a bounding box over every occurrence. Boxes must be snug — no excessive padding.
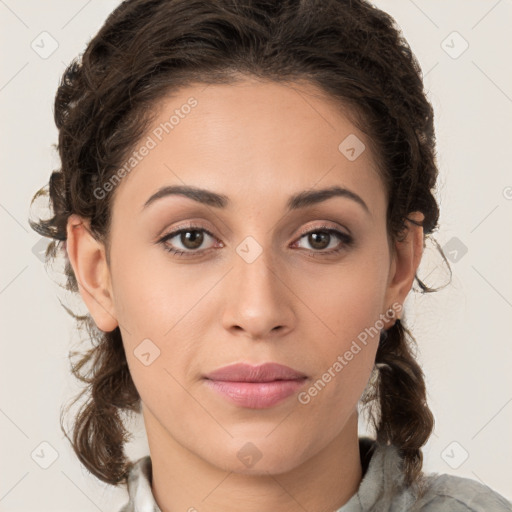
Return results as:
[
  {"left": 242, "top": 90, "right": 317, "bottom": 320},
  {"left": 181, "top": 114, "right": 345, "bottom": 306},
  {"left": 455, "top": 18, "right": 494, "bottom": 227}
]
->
[{"left": 66, "top": 77, "right": 424, "bottom": 512}]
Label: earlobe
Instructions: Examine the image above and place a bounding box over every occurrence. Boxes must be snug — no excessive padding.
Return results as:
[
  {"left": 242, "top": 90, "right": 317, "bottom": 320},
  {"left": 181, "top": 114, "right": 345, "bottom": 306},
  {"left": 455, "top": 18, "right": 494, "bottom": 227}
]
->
[
  {"left": 65, "top": 214, "right": 118, "bottom": 332},
  {"left": 383, "top": 211, "right": 425, "bottom": 327}
]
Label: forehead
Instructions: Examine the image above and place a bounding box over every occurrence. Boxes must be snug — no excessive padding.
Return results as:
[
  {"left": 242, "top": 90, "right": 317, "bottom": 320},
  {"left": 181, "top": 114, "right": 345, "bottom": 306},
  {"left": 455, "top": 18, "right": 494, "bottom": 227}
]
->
[{"left": 110, "top": 78, "right": 385, "bottom": 217}]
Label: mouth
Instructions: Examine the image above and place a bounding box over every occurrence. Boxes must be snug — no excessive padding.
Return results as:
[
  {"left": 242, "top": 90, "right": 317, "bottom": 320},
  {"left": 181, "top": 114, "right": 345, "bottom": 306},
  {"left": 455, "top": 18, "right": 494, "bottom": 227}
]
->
[
  {"left": 203, "top": 362, "right": 307, "bottom": 382},
  {"left": 202, "top": 362, "right": 308, "bottom": 409}
]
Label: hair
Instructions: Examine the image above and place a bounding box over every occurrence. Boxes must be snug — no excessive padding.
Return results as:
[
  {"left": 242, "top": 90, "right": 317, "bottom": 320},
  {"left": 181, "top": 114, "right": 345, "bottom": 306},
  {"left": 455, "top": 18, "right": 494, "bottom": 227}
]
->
[{"left": 29, "top": 0, "right": 452, "bottom": 495}]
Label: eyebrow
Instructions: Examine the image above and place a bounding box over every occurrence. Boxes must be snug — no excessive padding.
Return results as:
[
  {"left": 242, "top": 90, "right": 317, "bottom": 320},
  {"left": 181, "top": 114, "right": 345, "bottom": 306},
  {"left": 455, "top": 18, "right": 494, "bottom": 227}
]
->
[{"left": 141, "top": 184, "right": 370, "bottom": 215}]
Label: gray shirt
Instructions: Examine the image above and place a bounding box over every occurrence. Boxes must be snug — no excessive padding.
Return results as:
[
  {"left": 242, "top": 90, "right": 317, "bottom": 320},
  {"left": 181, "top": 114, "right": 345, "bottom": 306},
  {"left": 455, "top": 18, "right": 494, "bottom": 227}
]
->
[{"left": 118, "top": 437, "right": 512, "bottom": 511}]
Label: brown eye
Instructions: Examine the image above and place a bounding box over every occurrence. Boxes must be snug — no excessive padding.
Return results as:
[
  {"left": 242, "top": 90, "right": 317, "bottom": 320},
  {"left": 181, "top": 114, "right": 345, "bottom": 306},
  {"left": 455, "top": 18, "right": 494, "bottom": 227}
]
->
[
  {"left": 306, "top": 231, "right": 331, "bottom": 250},
  {"left": 159, "top": 226, "right": 217, "bottom": 256},
  {"left": 179, "top": 229, "right": 204, "bottom": 250},
  {"left": 294, "top": 226, "right": 353, "bottom": 256}
]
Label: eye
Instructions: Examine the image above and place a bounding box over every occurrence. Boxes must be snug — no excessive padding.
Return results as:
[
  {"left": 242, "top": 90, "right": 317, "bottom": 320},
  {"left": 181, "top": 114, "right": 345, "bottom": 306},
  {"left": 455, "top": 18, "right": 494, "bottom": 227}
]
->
[
  {"left": 157, "top": 223, "right": 353, "bottom": 258},
  {"left": 293, "top": 224, "right": 353, "bottom": 256},
  {"left": 158, "top": 225, "right": 220, "bottom": 257}
]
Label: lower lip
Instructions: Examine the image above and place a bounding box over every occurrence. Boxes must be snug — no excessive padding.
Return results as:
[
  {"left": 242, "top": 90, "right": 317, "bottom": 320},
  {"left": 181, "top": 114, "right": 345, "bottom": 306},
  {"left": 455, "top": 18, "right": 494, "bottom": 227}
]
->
[{"left": 203, "top": 378, "right": 307, "bottom": 408}]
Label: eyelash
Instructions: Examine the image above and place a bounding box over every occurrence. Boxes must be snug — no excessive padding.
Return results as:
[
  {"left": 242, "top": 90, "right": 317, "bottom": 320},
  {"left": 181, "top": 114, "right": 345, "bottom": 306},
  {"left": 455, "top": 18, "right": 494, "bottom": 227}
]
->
[{"left": 157, "top": 223, "right": 354, "bottom": 258}]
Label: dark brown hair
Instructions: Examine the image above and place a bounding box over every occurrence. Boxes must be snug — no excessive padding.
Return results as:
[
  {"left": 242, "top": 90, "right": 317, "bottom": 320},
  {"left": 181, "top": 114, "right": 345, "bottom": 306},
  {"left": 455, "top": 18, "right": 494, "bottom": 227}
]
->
[{"left": 29, "top": 0, "right": 451, "bottom": 493}]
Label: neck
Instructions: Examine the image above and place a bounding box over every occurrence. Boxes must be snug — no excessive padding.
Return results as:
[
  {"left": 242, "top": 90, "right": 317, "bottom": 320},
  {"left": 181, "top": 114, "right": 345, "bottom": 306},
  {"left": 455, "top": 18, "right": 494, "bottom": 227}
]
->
[{"left": 144, "top": 407, "right": 363, "bottom": 512}]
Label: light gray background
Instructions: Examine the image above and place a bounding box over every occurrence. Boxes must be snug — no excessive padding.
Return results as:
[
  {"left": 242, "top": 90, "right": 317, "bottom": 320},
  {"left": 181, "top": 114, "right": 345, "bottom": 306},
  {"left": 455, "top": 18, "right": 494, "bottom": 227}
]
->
[{"left": 1, "top": 1, "right": 511, "bottom": 510}]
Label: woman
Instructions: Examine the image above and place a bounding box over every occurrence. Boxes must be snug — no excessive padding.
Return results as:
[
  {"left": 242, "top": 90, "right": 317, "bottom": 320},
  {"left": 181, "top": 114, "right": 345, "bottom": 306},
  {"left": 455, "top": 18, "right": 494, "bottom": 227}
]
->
[{"left": 29, "top": 0, "right": 512, "bottom": 510}]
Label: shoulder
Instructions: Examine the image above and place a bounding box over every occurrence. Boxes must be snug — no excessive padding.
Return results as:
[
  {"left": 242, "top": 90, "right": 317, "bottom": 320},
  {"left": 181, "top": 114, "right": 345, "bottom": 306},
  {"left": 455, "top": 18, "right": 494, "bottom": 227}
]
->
[
  {"left": 415, "top": 472, "right": 512, "bottom": 512},
  {"left": 346, "top": 439, "right": 512, "bottom": 512}
]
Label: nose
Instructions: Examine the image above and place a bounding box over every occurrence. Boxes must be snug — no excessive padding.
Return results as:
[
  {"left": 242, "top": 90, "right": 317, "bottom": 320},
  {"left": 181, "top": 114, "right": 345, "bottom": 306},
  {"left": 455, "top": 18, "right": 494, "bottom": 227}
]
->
[{"left": 220, "top": 242, "right": 295, "bottom": 340}]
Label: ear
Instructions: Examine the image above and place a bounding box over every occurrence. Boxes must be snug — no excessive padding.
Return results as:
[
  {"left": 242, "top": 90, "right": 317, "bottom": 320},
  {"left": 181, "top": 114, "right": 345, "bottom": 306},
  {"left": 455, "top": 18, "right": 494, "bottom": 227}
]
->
[
  {"left": 382, "top": 211, "right": 425, "bottom": 328},
  {"left": 65, "top": 214, "right": 118, "bottom": 332}
]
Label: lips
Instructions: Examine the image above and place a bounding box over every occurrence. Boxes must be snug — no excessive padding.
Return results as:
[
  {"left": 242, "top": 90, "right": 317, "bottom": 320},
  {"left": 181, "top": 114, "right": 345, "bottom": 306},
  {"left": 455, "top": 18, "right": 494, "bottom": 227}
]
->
[
  {"left": 203, "top": 362, "right": 308, "bottom": 409},
  {"left": 203, "top": 362, "right": 307, "bottom": 382}
]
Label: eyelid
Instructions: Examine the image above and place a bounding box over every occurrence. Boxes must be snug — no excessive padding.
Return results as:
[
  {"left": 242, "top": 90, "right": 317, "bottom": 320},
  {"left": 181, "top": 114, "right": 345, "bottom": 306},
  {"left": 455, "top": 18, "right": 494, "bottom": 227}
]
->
[
  {"left": 158, "top": 223, "right": 352, "bottom": 262},
  {"left": 296, "top": 221, "right": 350, "bottom": 238},
  {"left": 159, "top": 220, "right": 348, "bottom": 243},
  {"left": 156, "top": 223, "right": 220, "bottom": 256},
  {"left": 157, "top": 221, "right": 216, "bottom": 241}
]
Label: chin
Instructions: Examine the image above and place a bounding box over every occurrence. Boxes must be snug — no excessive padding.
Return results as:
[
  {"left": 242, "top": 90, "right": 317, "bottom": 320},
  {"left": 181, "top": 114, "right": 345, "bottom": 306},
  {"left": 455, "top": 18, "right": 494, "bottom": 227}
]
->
[{"left": 203, "top": 436, "right": 311, "bottom": 476}]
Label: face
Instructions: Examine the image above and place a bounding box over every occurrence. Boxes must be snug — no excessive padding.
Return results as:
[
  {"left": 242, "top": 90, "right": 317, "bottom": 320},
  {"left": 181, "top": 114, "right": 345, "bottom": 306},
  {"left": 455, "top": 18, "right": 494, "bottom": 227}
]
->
[{"left": 68, "top": 77, "right": 422, "bottom": 475}]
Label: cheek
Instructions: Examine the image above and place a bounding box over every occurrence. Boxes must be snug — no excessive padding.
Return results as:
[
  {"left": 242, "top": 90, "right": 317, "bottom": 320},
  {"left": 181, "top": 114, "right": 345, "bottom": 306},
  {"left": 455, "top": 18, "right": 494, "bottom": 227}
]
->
[
  {"left": 291, "top": 246, "right": 388, "bottom": 403},
  {"left": 293, "top": 281, "right": 382, "bottom": 432},
  {"left": 110, "top": 240, "right": 188, "bottom": 334},
  {"left": 109, "top": 247, "right": 213, "bottom": 389},
  {"left": 293, "top": 245, "right": 390, "bottom": 343}
]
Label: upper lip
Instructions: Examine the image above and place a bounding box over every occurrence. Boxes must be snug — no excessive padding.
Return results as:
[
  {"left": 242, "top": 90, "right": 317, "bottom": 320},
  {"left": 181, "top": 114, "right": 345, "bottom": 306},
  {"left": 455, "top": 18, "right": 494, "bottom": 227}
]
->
[{"left": 203, "top": 362, "right": 307, "bottom": 382}]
